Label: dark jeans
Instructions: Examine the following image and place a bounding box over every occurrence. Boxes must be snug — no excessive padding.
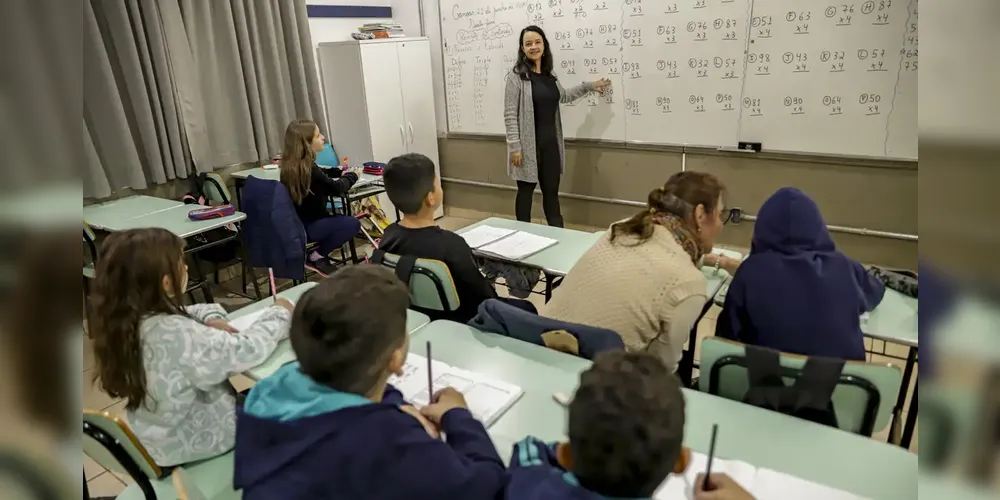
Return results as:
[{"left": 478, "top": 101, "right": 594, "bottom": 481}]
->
[
  {"left": 304, "top": 215, "right": 361, "bottom": 256},
  {"left": 515, "top": 143, "right": 563, "bottom": 227}
]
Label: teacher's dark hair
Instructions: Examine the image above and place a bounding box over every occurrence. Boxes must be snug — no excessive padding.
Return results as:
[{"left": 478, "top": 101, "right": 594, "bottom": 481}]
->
[
  {"left": 610, "top": 172, "right": 725, "bottom": 245},
  {"left": 511, "top": 25, "right": 554, "bottom": 80}
]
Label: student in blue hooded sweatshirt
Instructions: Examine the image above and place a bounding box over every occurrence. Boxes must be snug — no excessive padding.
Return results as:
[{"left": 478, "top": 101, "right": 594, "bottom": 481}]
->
[
  {"left": 233, "top": 265, "right": 506, "bottom": 500},
  {"left": 505, "top": 351, "right": 755, "bottom": 500},
  {"left": 715, "top": 187, "right": 886, "bottom": 360}
]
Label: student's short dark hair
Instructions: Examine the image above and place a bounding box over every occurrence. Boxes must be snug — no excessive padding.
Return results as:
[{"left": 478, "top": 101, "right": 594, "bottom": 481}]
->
[
  {"left": 384, "top": 153, "right": 437, "bottom": 215},
  {"left": 569, "top": 351, "right": 686, "bottom": 497},
  {"left": 290, "top": 265, "right": 410, "bottom": 395}
]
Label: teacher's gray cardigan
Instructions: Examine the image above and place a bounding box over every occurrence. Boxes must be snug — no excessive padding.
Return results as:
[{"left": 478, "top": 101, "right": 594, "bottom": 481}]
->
[{"left": 503, "top": 71, "right": 596, "bottom": 183}]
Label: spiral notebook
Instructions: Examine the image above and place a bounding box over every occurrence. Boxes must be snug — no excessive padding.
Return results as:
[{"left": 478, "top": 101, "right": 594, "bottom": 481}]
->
[{"left": 387, "top": 354, "right": 523, "bottom": 428}]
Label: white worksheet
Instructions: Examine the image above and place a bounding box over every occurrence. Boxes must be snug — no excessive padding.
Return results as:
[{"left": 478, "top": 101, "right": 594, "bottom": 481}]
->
[
  {"left": 387, "top": 353, "right": 523, "bottom": 427},
  {"left": 478, "top": 231, "right": 558, "bottom": 261},
  {"left": 459, "top": 225, "right": 518, "bottom": 249},
  {"left": 653, "top": 452, "right": 867, "bottom": 500}
]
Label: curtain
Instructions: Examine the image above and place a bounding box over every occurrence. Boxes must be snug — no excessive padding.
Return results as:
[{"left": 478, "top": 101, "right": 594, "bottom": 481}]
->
[{"left": 84, "top": 0, "right": 325, "bottom": 198}]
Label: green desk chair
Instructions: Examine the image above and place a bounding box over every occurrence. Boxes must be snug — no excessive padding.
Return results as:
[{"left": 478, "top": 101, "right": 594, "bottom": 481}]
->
[
  {"left": 83, "top": 409, "right": 239, "bottom": 500},
  {"left": 199, "top": 173, "right": 232, "bottom": 205},
  {"left": 370, "top": 250, "right": 460, "bottom": 313},
  {"left": 699, "top": 337, "right": 902, "bottom": 436}
]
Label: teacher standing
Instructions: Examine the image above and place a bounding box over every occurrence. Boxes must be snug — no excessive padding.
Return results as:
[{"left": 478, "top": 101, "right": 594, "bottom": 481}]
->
[{"left": 503, "top": 25, "right": 611, "bottom": 227}]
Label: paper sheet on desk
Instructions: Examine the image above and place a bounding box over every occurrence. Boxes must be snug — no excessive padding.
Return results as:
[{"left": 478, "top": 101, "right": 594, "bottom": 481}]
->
[
  {"left": 653, "top": 452, "right": 866, "bottom": 500},
  {"left": 654, "top": 453, "right": 756, "bottom": 500},
  {"left": 478, "top": 231, "right": 557, "bottom": 261},
  {"left": 459, "top": 225, "right": 517, "bottom": 249},
  {"left": 387, "top": 354, "right": 523, "bottom": 428}
]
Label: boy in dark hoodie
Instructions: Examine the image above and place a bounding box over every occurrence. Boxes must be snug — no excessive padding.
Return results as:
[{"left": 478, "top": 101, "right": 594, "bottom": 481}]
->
[
  {"left": 505, "top": 351, "right": 754, "bottom": 500},
  {"left": 233, "top": 265, "right": 506, "bottom": 500},
  {"left": 715, "top": 187, "right": 885, "bottom": 360}
]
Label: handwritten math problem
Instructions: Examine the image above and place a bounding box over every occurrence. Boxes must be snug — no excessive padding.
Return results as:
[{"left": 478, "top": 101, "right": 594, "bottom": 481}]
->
[{"left": 440, "top": 0, "right": 916, "bottom": 158}]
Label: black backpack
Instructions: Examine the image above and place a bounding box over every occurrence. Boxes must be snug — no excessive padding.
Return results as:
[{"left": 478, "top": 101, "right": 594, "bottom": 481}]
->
[{"left": 742, "top": 346, "right": 845, "bottom": 429}]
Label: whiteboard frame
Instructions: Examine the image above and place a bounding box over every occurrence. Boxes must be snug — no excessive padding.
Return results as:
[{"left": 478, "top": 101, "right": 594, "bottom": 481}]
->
[{"left": 434, "top": 0, "right": 917, "bottom": 163}]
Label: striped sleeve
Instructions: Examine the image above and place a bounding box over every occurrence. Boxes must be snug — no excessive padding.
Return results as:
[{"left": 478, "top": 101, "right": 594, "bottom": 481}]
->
[{"left": 509, "top": 436, "right": 560, "bottom": 469}]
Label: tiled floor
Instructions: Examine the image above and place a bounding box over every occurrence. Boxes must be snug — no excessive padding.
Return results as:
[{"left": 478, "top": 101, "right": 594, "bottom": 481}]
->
[{"left": 83, "top": 214, "right": 917, "bottom": 496}]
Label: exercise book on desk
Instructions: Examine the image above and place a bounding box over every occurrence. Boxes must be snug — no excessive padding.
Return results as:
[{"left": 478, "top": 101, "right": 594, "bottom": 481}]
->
[
  {"left": 654, "top": 452, "right": 866, "bottom": 500},
  {"left": 459, "top": 225, "right": 517, "bottom": 249},
  {"left": 476, "top": 231, "right": 558, "bottom": 261},
  {"left": 387, "top": 353, "right": 523, "bottom": 428}
]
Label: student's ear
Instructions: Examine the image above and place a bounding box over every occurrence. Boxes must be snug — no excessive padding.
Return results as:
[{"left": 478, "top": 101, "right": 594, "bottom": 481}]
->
[
  {"left": 555, "top": 442, "right": 574, "bottom": 471},
  {"left": 693, "top": 204, "right": 707, "bottom": 232},
  {"left": 388, "top": 343, "right": 408, "bottom": 377},
  {"left": 674, "top": 447, "right": 692, "bottom": 474},
  {"left": 161, "top": 274, "right": 173, "bottom": 295}
]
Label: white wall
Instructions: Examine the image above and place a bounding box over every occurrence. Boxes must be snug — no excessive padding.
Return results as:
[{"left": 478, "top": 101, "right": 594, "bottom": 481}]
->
[
  {"left": 306, "top": 0, "right": 392, "bottom": 129},
  {"left": 306, "top": 0, "right": 449, "bottom": 137}
]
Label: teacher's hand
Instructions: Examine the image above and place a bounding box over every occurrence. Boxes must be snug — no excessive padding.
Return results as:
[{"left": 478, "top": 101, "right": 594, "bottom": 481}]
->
[
  {"left": 594, "top": 78, "right": 612, "bottom": 95},
  {"left": 511, "top": 151, "right": 523, "bottom": 167}
]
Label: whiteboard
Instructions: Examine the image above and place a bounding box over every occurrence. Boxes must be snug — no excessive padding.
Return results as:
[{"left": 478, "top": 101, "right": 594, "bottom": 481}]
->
[
  {"left": 737, "top": 0, "right": 917, "bottom": 157},
  {"left": 438, "top": 0, "right": 917, "bottom": 159}
]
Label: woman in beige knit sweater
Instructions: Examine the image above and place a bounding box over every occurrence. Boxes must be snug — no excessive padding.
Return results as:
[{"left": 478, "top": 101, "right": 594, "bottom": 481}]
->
[{"left": 541, "top": 172, "right": 741, "bottom": 372}]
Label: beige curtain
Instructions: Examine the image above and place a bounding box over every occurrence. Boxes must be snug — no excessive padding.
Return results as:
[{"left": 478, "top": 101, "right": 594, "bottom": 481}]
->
[{"left": 84, "top": 0, "right": 325, "bottom": 198}]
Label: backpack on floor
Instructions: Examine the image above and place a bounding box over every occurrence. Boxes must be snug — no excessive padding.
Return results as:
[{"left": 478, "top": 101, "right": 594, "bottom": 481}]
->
[{"left": 742, "top": 346, "right": 845, "bottom": 429}]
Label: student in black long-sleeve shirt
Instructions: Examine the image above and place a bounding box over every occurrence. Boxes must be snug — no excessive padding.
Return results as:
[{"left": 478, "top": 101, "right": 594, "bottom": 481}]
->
[
  {"left": 280, "top": 119, "right": 360, "bottom": 276},
  {"left": 379, "top": 153, "right": 501, "bottom": 322}
]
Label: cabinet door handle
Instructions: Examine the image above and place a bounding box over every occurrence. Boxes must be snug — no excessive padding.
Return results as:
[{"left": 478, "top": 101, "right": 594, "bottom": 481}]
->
[
  {"left": 399, "top": 125, "right": 405, "bottom": 146},
  {"left": 408, "top": 123, "right": 414, "bottom": 144}
]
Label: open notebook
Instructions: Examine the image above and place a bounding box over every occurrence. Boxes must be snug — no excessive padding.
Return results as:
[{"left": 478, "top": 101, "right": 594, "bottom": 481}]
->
[
  {"left": 654, "top": 452, "right": 867, "bottom": 500},
  {"left": 387, "top": 353, "right": 523, "bottom": 428},
  {"left": 460, "top": 225, "right": 558, "bottom": 261}
]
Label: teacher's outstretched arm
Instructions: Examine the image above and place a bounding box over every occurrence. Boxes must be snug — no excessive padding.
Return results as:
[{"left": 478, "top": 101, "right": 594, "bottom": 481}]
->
[{"left": 557, "top": 77, "right": 611, "bottom": 104}]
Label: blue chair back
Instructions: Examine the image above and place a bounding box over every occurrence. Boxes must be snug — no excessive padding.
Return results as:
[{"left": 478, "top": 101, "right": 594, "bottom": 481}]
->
[
  {"left": 241, "top": 177, "right": 307, "bottom": 280},
  {"left": 316, "top": 143, "right": 339, "bottom": 168}
]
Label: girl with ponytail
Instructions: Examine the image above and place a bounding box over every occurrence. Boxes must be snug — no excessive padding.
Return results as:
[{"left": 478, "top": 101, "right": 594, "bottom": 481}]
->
[{"left": 541, "top": 172, "right": 739, "bottom": 372}]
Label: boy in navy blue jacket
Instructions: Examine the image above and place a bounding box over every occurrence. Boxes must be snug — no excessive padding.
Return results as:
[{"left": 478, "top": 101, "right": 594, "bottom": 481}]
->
[
  {"left": 233, "top": 265, "right": 506, "bottom": 500},
  {"left": 715, "top": 187, "right": 885, "bottom": 360},
  {"left": 505, "top": 351, "right": 754, "bottom": 500}
]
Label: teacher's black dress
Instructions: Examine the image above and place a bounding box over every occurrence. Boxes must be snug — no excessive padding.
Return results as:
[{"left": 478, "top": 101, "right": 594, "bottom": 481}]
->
[{"left": 515, "top": 71, "right": 564, "bottom": 227}]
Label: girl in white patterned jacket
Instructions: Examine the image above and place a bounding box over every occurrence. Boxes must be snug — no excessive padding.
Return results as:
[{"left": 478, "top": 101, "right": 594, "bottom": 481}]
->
[{"left": 90, "top": 228, "right": 294, "bottom": 467}]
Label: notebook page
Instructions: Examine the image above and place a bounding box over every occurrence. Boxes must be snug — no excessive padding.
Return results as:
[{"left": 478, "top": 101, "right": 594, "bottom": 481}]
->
[
  {"left": 228, "top": 309, "right": 267, "bottom": 332},
  {"left": 752, "top": 468, "right": 867, "bottom": 500},
  {"left": 478, "top": 231, "right": 558, "bottom": 261},
  {"left": 459, "top": 225, "right": 517, "bottom": 249},
  {"left": 387, "top": 354, "right": 523, "bottom": 427},
  {"left": 653, "top": 452, "right": 757, "bottom": 500}
]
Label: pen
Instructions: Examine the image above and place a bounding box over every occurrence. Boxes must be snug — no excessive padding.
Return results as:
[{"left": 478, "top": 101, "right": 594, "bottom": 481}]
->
[
  {"left": 426, "top": 341, "right": 433, "bottom": 406},
  {"left": 703, "top": 424, "right": 719, "bottom": 492}
]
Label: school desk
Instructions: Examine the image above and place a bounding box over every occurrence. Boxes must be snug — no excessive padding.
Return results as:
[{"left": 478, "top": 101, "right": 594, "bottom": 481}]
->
[
  {"left": 84, "top": 200, "right": 248, "bottom": 302},
  {"left": 83, "top": 195, "right": 183, "bottom": 231},
  {"left": 238, "top": 282, "right": 432, "bottom": 381},
  {"left": 455, "top": 217, "right": 606, "bottom": 302},
  {"left": 410, "top": 320, "right": 917, "bottom": 500}
]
